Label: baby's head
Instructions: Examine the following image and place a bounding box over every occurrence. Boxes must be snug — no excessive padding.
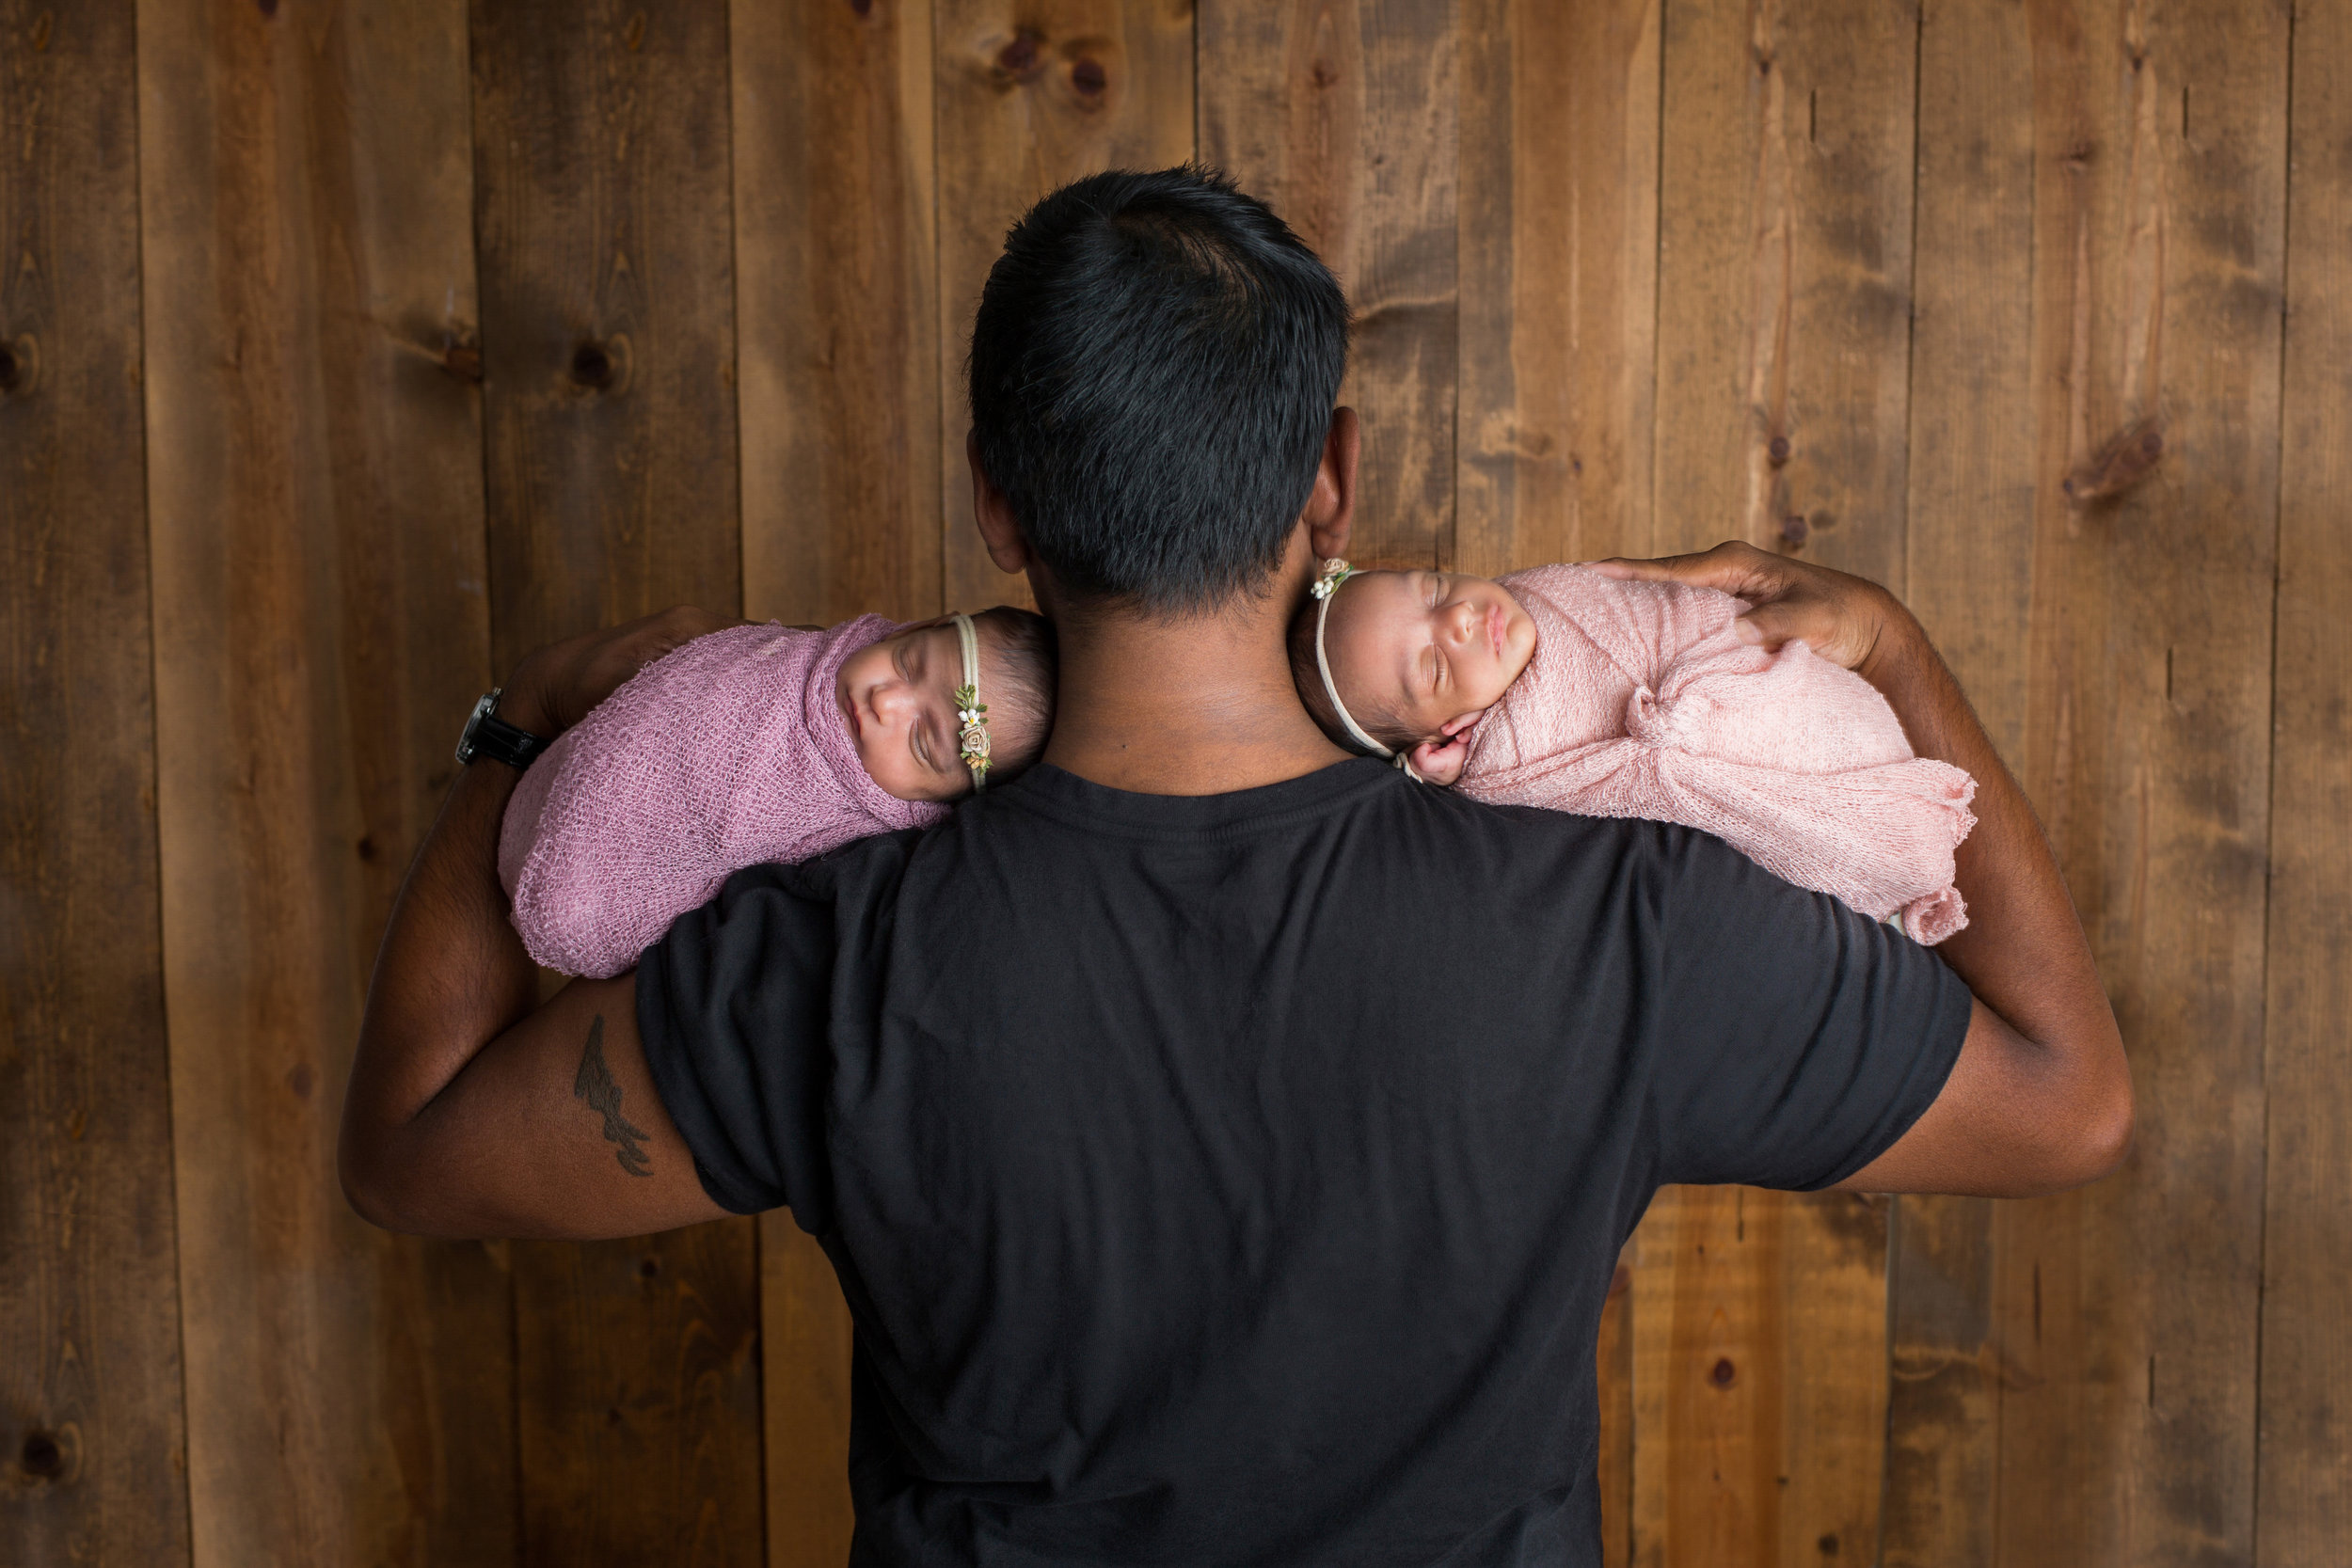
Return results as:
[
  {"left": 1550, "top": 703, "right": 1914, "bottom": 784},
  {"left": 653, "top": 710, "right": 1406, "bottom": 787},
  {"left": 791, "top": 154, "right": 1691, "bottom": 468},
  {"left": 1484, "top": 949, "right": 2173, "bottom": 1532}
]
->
[
  {"left": 836, "top": 607, "right": 1057, "bottom": 801},
  {"left": 1287, "top": 562, "right": 1537, "bottom": 783}
]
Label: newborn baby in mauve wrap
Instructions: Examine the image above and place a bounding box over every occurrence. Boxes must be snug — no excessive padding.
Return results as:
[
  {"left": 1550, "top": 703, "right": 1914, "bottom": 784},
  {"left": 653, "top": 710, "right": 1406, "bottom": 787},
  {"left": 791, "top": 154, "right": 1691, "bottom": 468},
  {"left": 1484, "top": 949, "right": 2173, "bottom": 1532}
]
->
[
  {"left": 1291, "top": 560, "right": 1976, "bottom": 942},
  {"left": 501, "top": 609, "right": 1055, "bottom": 977}
]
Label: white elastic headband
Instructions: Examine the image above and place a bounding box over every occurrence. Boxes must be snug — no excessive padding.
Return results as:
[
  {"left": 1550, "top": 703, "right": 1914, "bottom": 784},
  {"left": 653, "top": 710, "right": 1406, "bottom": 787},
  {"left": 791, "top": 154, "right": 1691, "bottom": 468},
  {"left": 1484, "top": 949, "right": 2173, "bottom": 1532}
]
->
[
  {"left": 951, "top": 611, "right": 991, "bottom": 790},
  {"left": 1311, "top": 560, "right": 1400, "bottom": 762}
]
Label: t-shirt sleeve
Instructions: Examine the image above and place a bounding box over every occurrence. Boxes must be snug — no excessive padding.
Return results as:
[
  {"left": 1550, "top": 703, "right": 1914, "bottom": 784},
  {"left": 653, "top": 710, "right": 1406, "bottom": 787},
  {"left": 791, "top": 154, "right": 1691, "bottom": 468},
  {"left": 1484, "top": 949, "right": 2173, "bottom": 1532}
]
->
[
  {"left": 634, "top": 859, "right": 839, "bottom": 1215},
  {"left": 1645, "top": 827, "right": 1974, "bottom": 1191}
]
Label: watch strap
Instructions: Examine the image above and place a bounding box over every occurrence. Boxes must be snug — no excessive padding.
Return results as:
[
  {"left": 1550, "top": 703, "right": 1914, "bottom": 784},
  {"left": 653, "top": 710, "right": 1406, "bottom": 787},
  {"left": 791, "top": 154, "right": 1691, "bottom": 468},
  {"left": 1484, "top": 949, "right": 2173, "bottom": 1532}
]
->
[{"left": 457, "top": 689, "right": 552, "bottom": 770}]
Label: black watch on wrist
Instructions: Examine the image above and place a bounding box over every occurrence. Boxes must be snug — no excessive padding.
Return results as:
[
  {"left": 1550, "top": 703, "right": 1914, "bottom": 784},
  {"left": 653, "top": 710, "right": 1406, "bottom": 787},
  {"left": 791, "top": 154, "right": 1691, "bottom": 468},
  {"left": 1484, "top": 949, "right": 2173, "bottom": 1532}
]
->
[{"left": 455, "top": 689, "right": 552, "bottom": 770}]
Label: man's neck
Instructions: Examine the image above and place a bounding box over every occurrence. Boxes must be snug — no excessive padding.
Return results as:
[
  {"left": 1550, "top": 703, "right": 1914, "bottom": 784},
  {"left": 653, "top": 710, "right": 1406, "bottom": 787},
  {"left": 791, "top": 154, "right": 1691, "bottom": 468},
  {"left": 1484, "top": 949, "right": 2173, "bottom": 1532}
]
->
[{"left": 1041, "top": 589, "right": 1352, "bottom": 797}]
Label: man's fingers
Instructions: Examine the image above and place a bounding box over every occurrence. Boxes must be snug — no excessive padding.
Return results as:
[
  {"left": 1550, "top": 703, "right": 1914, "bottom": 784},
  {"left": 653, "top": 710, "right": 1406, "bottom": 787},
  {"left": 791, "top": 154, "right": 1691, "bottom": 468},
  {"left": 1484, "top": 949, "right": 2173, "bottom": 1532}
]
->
[
  {"left": 1581, "top": 540, "right": 1775, "bottom": 595},
  {"left": 1731, "top": 604, "right": 1800, "bottom": 649}
]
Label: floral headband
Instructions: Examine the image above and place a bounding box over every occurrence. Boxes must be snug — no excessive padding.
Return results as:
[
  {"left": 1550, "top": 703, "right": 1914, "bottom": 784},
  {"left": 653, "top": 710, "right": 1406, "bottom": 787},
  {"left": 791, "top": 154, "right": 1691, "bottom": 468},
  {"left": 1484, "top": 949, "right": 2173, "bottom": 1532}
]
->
[
  {"left": 1310, "top": 559, "right": 1406, "bottom": 768},
  {"left": 951, "top": 611, "right": 991, "bottom": 790}
]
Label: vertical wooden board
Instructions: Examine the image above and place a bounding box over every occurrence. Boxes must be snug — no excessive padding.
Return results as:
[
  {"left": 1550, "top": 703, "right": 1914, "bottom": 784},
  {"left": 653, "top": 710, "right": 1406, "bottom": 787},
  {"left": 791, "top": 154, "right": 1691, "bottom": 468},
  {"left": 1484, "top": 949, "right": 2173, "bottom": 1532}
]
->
[
  {"left": 1638, "top": 5, "right": 1917, "bottom": 1563},
  {"left": 1629, "top": 1185, "right": 1890, "bottom": 1568},
  {"left": 1630, "top": 1187, "right": 1786, "bottom": 1568},
  {"left": 511, "top": 1232, "right": 763, "bottom": 1567},
  {"left": 469, "top": 4, "right": 762, "bottom": 1561},
  {"left": 472, "top": 0, "right": 743, "bottom": 668},
  {"left": 136, "top": 2, "right": 515, "bottom": 1564},
  {"left": 1882, "top": 0, "right": 2040, "bottom": 1559},
  {"left": 2255, "top": 0, "right": 2352, "bottom": 1558},
  {"left": 1990, "top": 2, "right": 2288, "bottom": 1564},
  {"left": 735, "top": 0, "right": 942, "bottom": 626},
  {"left": 1593, "top": 1244, "right": 1636, "bottom": 1568},
  {"left": 1198, "top": 0, "right": 1457, "bottom": 572},
  {"left": 934, "top": 0, "right": 1195, "bottom": 610},
  {"left": 0, "top": 4, "right": 190, "bottom": 1564},
  {"left": 1651, "top": 0, "right": 1916, "bottom": 583},
  {"left": 760, "top": 1224, "right": 857, "bottom": 1568},
  {"left": 1455, "top": 0, "right": 1659, "bottom": 578}
]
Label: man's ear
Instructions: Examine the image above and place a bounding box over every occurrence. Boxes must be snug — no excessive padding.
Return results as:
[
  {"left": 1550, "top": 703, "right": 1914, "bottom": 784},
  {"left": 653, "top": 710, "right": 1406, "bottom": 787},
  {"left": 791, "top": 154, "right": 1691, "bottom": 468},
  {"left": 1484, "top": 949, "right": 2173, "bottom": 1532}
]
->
[
  {"left": 1302, "top": 406, "right": 1360, "bottom": 563},
  {"left": 968, "top": 430, "right": 1032, "bottom": 577}
]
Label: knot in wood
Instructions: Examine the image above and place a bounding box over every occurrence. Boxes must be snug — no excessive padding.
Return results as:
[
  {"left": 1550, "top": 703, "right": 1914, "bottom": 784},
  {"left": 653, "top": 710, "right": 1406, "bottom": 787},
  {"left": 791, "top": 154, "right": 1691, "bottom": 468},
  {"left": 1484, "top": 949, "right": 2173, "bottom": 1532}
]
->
[
  {"left": 440, "top": 335, "right": 483, "bottom": 384},
  {"left": 1768, "top": 435, "right": 1790, "bottom": 466},
  {"left": 1779, "top": 513, "right": 1810, "bottom": 549},
  {"left": 1071, "top": 57, "right": 1106, "bottom": 96},
  {"left": 20, "top": 1430, "right": 63, "bottom": 1479},
  {"left": 1710, "top": 1356, "right": 1737, "bottom": 1388},
  {"left": 0, "top": 341, "right": 16, "bottom": 391},
  {"left": 850, "top": 0, "right": 873, "bottom": 14},
  {"left": 571, "top": 341, "right": 616, "bottom": 390},
  {"left": 1819, "top": 1534, "right": 1840, "bottom": 1557},
  {"left": 996, "top": 29, "right": 1044, "bottom": 83}
]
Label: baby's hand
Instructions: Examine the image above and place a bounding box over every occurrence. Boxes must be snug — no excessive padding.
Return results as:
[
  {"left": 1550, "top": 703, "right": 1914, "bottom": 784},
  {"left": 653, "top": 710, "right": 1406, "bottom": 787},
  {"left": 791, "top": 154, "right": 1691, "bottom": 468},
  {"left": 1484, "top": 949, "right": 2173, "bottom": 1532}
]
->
[
  {"left": 1406, "top": 708, "right": 1484, "bottom": 786},
  {"left": 1408, "top": 737, "right": 1468, "bottom": 786}
]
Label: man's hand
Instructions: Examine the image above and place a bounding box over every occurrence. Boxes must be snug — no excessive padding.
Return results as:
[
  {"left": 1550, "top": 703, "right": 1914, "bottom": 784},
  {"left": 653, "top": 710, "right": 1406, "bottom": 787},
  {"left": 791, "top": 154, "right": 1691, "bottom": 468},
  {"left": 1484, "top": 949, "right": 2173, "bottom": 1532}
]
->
[
  {"left": 500, "top": 605, "right": 741, "bottom": 736},
  {"left": 1584, "top": 540, "right": 1902, "bottom": 675}
]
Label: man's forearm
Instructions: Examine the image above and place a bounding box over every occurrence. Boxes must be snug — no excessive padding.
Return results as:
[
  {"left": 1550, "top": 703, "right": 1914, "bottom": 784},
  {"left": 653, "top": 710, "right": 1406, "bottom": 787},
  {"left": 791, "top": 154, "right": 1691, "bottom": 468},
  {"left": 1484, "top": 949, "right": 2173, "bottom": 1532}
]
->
[
  {"left": 342, "top": 754, "right": 540, "bottom": 1177},
  {"left": 1857, "top": 607, "right": 2123, "bottom": 1070}
]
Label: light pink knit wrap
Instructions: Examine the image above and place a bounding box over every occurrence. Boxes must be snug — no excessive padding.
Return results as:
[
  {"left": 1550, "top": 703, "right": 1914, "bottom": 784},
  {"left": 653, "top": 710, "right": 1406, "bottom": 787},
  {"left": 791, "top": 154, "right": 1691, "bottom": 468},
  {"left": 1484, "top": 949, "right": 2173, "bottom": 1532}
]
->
[
  {"left": 500, "top": 616, "right": 947, "bottom": 977},
  {"left": 1457, "top": 564, "right": 1977, "bottom": 942}
]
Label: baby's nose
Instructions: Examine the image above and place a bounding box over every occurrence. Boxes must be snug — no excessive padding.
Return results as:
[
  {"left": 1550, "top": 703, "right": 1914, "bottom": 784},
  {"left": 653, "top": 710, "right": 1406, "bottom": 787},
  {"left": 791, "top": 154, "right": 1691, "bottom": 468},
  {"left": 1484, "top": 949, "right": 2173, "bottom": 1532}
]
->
[
  {"left": 1444, "top": 600, "right": 1480, "bottom": 643},
  {"left": 872, "top": 679, "right": 922, "bottom": 721}
]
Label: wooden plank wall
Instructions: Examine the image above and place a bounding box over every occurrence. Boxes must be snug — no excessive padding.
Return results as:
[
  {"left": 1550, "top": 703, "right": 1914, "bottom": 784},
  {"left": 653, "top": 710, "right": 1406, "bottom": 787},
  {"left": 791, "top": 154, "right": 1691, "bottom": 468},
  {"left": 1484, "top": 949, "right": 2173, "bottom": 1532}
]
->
[{"left": 4, "top": 2, "right": 2345, "bottom": 1564}]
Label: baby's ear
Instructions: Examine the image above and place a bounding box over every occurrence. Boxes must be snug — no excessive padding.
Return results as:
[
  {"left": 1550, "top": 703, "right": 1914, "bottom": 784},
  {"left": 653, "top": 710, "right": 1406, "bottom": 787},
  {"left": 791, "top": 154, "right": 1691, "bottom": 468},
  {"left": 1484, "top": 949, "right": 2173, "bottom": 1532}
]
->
[{"left": 1407, "top": 736, "right": 1468, "bottom": 786}]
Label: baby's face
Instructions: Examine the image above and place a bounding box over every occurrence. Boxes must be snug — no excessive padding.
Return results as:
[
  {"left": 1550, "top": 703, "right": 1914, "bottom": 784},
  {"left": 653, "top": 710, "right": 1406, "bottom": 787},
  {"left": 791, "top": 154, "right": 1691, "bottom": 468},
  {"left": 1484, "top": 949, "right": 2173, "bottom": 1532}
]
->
[
  {"left": 834, "top": 621, "right": 980, "bottom": 802},
  {"left": 1322, "top": 569, "right": 1538, "bottom": 746}
]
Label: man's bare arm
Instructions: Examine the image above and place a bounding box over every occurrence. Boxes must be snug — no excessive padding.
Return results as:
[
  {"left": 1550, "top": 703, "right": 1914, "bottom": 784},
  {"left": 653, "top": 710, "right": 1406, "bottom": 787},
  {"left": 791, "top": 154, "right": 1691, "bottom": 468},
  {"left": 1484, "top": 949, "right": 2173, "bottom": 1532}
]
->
[
  {"left": 1590, "top": 543, "right": 2132, "bottom": 1197},
  {"left": 339, "top": 609, "right": 738, "bottom": 1239}
]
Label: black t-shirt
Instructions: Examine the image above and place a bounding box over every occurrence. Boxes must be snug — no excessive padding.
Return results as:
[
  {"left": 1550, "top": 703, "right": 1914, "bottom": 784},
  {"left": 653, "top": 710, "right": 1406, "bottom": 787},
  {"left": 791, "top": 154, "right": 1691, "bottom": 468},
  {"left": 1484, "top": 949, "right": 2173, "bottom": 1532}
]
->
[{"left": 638, "top": 759, "right": 1970, "bottom": 1568}]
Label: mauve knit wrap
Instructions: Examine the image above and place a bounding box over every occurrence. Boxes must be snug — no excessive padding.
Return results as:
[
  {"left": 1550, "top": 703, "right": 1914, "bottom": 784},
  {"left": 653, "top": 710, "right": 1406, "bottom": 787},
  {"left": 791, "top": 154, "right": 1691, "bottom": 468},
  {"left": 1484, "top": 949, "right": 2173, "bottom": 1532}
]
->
[
  {"left": 1458, "top": 564, "right": 1977, "bottom": 943},
  {"left": 500, "top": 616, "right": 947, "bottom": 977}
]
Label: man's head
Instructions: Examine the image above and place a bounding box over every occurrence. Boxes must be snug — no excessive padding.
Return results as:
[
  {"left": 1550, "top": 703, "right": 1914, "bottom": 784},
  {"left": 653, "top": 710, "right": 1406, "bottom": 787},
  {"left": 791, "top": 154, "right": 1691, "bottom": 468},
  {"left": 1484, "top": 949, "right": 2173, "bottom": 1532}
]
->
[{"left": 967, "top": 166, "right": 1351, "bottom": 616}]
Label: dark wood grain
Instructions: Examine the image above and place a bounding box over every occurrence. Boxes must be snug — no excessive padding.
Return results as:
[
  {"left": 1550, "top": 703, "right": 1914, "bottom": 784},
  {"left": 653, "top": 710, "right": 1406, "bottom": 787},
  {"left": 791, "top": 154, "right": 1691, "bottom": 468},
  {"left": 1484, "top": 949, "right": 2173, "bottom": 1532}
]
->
[
  {"left": 933, "top": 0, "right": 1196, "bottom": 610},
  {"left": 759, "top": 1226, "right": 857, "bottom": 1568},
  {"left": 469, "top": 3, "right": 762, "bottom": 1561},
  {"left": 135, "top": 1, "right": 515, "bottom": 1563},
  {"left": 2254, "top": 0, "right": 2352, "bottom": 1558},
  {"left": 1991, "top": 3, "right": 2288, "bottom": 1563},
  {"left": 1197, "top": 0, "right": 1458, "bottom": 573},
  {"left": 735, "top": 0, "right": 942, "bottom": 628},
  {"left": 0, "top": 4, "right": 189, "bottom": 1564},
  {"left": 1454, "top": 0, "right": 1659, "bottom": 576},
  {"left": 472, "top": 0, "right": 744, "bottom": 666},
  {"left": 512, "top": 1229, "right": 763, "bottom": 1568}
]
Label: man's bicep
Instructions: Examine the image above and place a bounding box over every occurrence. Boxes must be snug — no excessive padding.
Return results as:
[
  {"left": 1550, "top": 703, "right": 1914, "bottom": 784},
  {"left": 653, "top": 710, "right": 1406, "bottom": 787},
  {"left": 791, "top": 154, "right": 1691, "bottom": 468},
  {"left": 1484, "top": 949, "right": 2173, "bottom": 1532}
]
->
[
  {"left": 1832, "top": 995, "right": 2111, "bottom": 1197},
  {"left": 385, "top": 974, "right": 732, "bottom": 1239}
]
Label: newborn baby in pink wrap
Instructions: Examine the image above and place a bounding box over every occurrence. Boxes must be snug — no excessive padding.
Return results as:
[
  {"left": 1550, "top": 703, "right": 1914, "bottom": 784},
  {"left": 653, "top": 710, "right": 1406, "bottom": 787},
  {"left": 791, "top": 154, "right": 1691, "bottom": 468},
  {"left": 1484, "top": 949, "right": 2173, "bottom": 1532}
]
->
[
  {"left": 501, "top": 608, "right": 1054, "bottom": 977},
  {"left": 1289, "top": 560, "right": 1976, "bottom": 942}
]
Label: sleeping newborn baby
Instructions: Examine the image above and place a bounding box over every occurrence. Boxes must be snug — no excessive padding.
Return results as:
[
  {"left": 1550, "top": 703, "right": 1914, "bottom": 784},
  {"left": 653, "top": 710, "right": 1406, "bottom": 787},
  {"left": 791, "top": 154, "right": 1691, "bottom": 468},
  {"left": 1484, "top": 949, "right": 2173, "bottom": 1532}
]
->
[
  {"left": 1288, "top": 559, "right": 1976, "bottom": 942},
  {"left": 501, "top": 608, "right": 1054, "bottom": 977}
]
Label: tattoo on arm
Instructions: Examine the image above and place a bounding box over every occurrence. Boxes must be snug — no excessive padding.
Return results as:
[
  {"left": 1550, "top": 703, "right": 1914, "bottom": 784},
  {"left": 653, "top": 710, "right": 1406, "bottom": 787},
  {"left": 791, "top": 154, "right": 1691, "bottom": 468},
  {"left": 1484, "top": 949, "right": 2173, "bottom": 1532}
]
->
[{"left": 573, "top": 1015, "right": 653, "bottom": 1178}]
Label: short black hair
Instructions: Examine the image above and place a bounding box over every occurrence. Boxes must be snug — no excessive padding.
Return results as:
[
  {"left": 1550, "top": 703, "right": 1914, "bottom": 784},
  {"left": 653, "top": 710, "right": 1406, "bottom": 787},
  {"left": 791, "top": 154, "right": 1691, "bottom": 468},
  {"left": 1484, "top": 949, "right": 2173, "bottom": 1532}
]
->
[{"left": 968, "top": 166, "right": 1350, "bottom": 614}]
